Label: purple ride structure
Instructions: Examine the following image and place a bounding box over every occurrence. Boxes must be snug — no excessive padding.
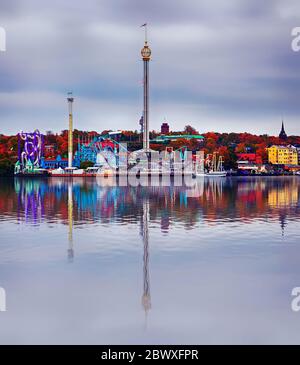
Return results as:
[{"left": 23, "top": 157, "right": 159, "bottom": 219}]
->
[{"left": 15, "top": 130, "right": 46, "bottom": 175}]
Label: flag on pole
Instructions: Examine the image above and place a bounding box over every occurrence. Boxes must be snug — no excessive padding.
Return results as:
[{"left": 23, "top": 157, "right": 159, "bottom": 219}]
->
[{"left": 141, "top": 23, "right": 148, "bottom": 42}]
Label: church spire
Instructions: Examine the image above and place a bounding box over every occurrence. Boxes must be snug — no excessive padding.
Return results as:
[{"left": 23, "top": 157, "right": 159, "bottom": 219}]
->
[{"left": 279, "top": 120, "right": 288, "bottom": 141}]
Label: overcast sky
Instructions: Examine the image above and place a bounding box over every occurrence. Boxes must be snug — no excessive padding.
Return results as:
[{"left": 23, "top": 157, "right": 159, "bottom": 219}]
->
[{"left": 0, "top": 0, "right": 300, "bottom": 135}]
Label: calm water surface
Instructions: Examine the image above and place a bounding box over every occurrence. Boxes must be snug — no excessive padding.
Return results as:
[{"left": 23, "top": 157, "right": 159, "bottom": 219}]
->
[{"left": 0, "top": 176, "right": 300, "bottom": 344}]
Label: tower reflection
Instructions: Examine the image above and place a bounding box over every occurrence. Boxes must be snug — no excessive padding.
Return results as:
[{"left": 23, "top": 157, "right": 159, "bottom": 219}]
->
[
  {"left": 140, "top": 200, "right": 151, "bottom": 328},
  {"left": 67, "top": 182, "right": 74, "bottom": 262}
]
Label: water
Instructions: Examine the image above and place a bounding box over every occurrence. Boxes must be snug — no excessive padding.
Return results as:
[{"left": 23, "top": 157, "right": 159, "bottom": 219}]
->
[{"left": 0, "top": 176, "right": 300, "bottom": 344}]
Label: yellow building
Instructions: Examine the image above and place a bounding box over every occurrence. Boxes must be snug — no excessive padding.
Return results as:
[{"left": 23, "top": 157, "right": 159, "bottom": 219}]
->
[{"left": 268, "top": 145, "right": 298, "bottom": 165}]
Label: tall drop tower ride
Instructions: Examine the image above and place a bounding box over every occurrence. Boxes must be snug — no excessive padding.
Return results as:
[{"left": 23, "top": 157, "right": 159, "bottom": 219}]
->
[
  {"left": 67, "top": 92, "right": 74, "bottom": 168},
  {"left": 141, "top": 24, "right": 151, "bottom": 151}
]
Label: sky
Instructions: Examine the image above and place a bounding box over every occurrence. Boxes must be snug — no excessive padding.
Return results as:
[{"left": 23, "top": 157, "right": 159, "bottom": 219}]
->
[{"left": 0, "top": 0, "right": 300, "bottom": 135}]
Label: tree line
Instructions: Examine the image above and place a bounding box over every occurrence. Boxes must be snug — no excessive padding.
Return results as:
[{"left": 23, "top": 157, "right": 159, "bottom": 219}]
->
[{"left": 1, "top": 125, "right": 299, "bottom": 175}]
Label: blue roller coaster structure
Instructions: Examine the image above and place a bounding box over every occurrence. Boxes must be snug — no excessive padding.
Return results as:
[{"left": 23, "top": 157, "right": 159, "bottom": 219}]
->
[{"left": 77, "top": 136, "right": 120, "bottom": 160}]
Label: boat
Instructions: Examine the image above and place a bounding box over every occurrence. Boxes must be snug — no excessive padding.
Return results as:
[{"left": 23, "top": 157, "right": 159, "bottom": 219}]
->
[
  {"left": 15, "top": 168, "right": 50, "bottom": 177},
  {"left": 50, "top": 167, "right": 85, "bottom": 177},
  {"left": 195, "top": 153, "right": 227, "bottom": 178},
  {"left": 196, "top": 170, "right": 227, "bottom": 177}
]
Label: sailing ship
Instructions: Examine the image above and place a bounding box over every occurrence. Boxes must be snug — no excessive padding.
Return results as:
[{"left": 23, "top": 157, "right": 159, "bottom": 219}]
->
[{"left": 195, "top": 152, "right": 227, "bottom": 177}]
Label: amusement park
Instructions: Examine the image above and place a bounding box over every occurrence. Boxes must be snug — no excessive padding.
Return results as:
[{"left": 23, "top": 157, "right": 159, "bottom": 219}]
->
[
  {"left": 13, "top": 30, "right": 226, "bottom": 179},
  {"left": 9, "top": 26, "right": 300, "bottom": 179}
]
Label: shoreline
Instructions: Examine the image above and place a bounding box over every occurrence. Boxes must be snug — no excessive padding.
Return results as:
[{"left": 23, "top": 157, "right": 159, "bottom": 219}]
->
[{"left": 5, "top": 173, "right": 300, "bottom": 179}]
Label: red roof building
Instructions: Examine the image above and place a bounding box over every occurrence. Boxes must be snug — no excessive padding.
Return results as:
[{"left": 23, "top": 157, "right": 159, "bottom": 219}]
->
[{"left": 237, "top": 153, "right": 262, "bottom": 165}]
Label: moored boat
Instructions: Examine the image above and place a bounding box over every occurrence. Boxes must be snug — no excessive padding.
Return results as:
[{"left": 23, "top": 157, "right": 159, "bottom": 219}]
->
[
  {"left": 196, "top": 170, "right": 227, "bottom": 177},
  {"left": 195, "top": 153, "right": 227, "bottom": 178}
]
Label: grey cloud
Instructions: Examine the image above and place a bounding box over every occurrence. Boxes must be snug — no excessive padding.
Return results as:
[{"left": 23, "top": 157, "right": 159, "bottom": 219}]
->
[{"left": 0, "top": 0, "right": 299, "bottom": 135}]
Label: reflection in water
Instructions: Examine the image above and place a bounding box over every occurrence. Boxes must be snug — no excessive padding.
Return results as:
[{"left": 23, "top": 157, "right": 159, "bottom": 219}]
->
[
  {"left": 14, "top": 179, "right": 44, "bottom": 223},
  {"left": 279, "top": 210, "right": 287, "bottom": 237},
  {"left": 1, "top": 177, "right": 300, "bottom": 344},
  {"left": 68, "top": 183, "right": 74, "bottom": 262},
  {"left": 141, "top": 200, "right": 151, "bottom": 327},
  {"left": 2, "top": 177, "right": 300, "bottom": 233},
  {"left": 6, "top": 177, "right": 300, "bottom": 318}
]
